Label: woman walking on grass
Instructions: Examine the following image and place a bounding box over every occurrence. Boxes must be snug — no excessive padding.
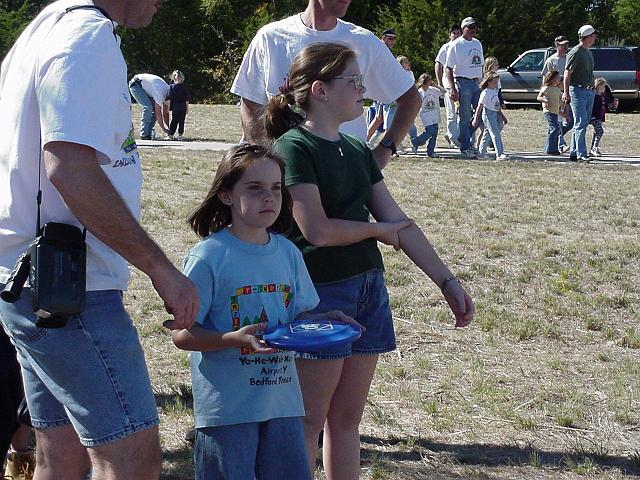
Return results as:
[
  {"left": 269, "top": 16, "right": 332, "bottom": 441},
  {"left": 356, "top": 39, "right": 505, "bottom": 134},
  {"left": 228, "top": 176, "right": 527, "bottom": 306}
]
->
[{"left": 265, "top": 42, "right": 475, "bottom": 480}]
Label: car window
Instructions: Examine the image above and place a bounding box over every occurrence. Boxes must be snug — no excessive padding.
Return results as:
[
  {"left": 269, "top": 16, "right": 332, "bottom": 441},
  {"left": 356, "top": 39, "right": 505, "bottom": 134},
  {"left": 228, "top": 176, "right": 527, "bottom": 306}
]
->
[
  {"left": 512, "top": 51, "right": 546, "bottom": 71},
  {"left": 592, "top": 49, "right": 636, "bottom": 71}
]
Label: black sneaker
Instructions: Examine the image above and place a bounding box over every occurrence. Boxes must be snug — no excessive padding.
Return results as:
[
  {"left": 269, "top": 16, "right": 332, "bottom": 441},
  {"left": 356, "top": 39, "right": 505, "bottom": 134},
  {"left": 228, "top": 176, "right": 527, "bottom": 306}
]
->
[
  {"left": 569, "top": 155, "right": 578, "bottom": 162},
  {"left": 140, "top": 135, "right": 152, "bottom": 140}
]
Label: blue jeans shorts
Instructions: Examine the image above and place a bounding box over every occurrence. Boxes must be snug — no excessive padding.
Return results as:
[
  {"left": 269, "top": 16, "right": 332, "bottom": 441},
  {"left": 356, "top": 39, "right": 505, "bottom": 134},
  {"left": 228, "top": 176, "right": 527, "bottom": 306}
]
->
[
  {"left": 0, "top": 289, "right": 159, "bottom": 446},
  {"left": 299, "top": 269, "right": 395, "bottom": 360},
  {"left": 195, "top": 416, "right": 310, "bottom": 480}
]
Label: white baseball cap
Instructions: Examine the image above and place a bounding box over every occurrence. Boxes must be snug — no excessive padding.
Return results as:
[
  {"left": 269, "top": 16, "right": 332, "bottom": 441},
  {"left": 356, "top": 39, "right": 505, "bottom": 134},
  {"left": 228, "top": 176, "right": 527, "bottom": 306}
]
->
[
  {"left": 461, "top": 17, "right": 476, "bottom": 29},
  {"left": 578, "top": 25, "right": 597, "bottom": 38}
]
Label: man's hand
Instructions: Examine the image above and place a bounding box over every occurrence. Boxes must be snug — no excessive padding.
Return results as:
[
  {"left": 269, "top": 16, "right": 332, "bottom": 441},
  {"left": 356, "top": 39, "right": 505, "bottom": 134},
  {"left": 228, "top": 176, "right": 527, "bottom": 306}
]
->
[
  {"left": 450, "top": 87, "right": 459, "bottom": 102},
  {"left": 151, "top": 263, "right": 199, "bottom": 330}
]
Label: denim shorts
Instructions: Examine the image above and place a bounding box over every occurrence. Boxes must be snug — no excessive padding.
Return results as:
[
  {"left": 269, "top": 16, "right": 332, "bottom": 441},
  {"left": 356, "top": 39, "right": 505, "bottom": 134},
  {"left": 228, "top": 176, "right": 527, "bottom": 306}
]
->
[
  {"left": 195, "top": 416, "right": 310, "bottom": 480},
  {"left": 299, "top": 269, "right": 395, "bottom": 360},
  {"left": 0, "top": 289, "right": 159, "bottom": 447}
]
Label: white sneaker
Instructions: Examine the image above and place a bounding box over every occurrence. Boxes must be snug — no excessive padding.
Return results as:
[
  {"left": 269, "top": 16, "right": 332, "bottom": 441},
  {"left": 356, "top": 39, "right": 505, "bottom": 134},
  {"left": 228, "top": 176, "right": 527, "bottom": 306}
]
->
[
  {"left": 559, "top": 144, "right": 569, "bottom": 154},
  {"left": 177, "top": 134, "right": 184, "bottom": 141},
  {"left": 497, "top": 154, "right": 510, "bottom": 160},
  {"left": 165, "top": 134, "right": 174, "bottom": 140},
  {"left": 590, "top": 147, "right": 601, "bottom": 156}
]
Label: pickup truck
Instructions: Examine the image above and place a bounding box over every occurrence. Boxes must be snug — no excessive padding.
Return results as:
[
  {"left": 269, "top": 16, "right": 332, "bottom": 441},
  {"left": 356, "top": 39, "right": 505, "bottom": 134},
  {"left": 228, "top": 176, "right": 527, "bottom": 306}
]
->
[{"left": 498, "top": 46, "right": 640, "bottom": 109}]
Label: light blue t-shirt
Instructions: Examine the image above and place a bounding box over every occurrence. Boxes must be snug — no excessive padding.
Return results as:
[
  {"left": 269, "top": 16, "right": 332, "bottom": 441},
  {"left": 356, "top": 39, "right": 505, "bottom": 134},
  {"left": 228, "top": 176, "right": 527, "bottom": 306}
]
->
[{"left": 185, "top": 229, "right": 319, "bottom": 428}]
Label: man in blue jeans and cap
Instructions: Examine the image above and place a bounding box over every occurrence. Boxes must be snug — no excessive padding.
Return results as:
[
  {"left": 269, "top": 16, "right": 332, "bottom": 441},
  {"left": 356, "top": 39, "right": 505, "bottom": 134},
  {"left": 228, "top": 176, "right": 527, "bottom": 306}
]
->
[
  {"left": 445, "top": 16, "right": 484, "bottom": 158},
  {"left": 563, "top": 24, "right": 598, "bottom": 162}
]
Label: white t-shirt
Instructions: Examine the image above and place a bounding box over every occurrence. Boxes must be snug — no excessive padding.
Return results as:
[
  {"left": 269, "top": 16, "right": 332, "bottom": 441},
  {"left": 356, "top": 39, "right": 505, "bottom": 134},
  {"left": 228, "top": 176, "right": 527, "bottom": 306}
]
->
[
  {"left": 135, "top": 73, "right": 169, "bottom": 105},
  {"left": 0, "top": 0, "right": 142, "bottom": 291},
  {"left": 231, "top": 14, "right": 414, "bottom": 141},
  {"left": 479, "top": 88, "right": 501, "bottom": 111},
  {"left": 419, "top": 86, "right": 443, "bottom": 126},
  {"left": 435, "top": 40, "right": 455, "bottom": 88},
  {"left": 445, "top": 37, "right": 484, "bottom": 79}
]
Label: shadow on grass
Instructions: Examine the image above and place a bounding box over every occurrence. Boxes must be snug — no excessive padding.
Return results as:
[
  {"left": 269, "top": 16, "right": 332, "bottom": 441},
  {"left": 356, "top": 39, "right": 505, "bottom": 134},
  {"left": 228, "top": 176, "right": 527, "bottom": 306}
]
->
[
  {"left": 161, "top": 443, "right": 195, "bottom": 480},
  {"left": 360, "top": 434, "right": 640, "bottom": 476}
]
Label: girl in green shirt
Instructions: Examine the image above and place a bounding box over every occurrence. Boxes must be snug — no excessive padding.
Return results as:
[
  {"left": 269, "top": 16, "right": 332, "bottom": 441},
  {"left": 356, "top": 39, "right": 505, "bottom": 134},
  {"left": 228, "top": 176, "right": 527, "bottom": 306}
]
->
[{"left": 265, "top": 42, "right": 475, "bottom": 480}]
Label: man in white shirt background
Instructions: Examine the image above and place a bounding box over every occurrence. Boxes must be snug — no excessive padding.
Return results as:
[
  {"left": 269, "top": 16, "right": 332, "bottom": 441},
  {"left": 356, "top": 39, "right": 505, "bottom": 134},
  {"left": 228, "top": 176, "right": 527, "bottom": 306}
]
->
[
  {"left": 231, "top": 0, "right": 420, "bottom": 169},
  {"left": 446, "top": 16, "right": 484, "bottom": 158},
  {"left": 435, "top": 24, "right": 462, "bottom": 148}
]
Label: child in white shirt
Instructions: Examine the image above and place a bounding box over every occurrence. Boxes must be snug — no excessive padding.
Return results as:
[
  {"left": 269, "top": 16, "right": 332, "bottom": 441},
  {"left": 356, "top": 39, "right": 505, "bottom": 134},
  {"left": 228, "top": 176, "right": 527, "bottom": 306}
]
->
[
  {"left": 472, "top": 71, "right": 508, "bottom": 159},
  {"left": 411, "top": 74, "right": 445, "bottom": 157}
]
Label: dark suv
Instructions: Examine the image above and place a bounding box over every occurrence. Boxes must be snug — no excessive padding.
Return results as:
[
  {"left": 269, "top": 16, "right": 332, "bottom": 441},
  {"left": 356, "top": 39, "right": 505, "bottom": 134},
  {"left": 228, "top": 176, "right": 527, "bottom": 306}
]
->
[{"left": 498, "top": 46, "right": 640, "bottom": 108}]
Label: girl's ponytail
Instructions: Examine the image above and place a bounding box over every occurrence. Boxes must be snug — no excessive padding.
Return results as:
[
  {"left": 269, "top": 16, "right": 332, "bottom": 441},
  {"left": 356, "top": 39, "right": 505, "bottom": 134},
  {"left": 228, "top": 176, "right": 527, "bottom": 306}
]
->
[{"left": 265, "top": 91, "right": 303, "bottom": 140}]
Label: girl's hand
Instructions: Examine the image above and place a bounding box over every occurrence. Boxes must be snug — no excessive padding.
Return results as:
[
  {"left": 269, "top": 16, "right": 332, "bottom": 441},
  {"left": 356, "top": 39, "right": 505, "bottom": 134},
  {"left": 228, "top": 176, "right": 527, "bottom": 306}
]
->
[
  {"left": 441, "top": 280, "right": 474, "bottom": 327},
  {"left": 226, "top": 322, "right": 276, "bottom": 353},
  {"left": 320, "top": 310, "right": 365, "bottom": 331},
  {"left": 375, "top": 219, "right": 413, "bottom": 250}
]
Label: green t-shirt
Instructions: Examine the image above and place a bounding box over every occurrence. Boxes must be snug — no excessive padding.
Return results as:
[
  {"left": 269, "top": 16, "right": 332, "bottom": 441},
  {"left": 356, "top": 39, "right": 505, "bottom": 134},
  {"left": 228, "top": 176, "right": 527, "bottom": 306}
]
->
[
  {"left": 566, "top": 45, "right": 594, "bottom": 87},
  {"left": 274, "top": 127, "right": 384, "bottom": 284}
]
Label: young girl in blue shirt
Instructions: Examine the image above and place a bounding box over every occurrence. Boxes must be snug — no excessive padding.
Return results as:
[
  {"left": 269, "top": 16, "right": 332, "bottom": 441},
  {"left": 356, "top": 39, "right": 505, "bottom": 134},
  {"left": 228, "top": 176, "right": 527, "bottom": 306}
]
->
[{"left": 170, "top": 144, "right": 351, "bottom": 480}]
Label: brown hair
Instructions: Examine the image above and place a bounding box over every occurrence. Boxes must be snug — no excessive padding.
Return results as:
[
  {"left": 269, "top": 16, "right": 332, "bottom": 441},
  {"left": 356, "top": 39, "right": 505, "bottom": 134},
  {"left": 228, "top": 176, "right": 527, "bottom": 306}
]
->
[
  {"left": 265, "top": 42, "right": 357, "bottom": 140},
  {"left": 480, "top": 70, "right": 500, "bottom": 89},
  {"left": 416, "top": 73, "right": 432, "bottom": 89},
  {"left": 188, "top": 144, "right": 293, "bottom": 238},
  {"left": 543, "top": 70, "right": 560, "bottom": 86}
]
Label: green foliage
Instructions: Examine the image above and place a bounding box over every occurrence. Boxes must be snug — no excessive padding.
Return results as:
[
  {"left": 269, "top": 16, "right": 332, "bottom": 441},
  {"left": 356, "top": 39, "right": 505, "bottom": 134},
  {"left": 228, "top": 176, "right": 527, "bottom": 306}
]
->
[
  {"left": 0, "top": 0, "right": 44, "bottom": 58},
  {"left": 2, "top": 0, "right": 638, "bottom": 102}
]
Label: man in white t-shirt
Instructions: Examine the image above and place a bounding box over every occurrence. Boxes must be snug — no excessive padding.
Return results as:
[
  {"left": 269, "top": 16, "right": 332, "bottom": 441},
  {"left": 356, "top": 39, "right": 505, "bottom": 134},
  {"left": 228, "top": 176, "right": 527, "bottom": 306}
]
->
[
  {"left": 445, "top": 16, "right": 484, "bottom": 158},
  {"left": 0, "top": 1, "right": 198, "bottom": 478},
  {"left": 129, "top": 73, "right": 170, "bottom": 140},
  {"left": 231, "top": 0, "right": 420, "bottom": 169},
  {"left": 435, "top": 24, "right": 462, "bottom": 148}
]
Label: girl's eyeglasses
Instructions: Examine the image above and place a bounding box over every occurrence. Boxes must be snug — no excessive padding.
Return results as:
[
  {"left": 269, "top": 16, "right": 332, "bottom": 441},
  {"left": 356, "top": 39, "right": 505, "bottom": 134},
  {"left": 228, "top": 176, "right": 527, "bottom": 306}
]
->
[{"left": 330, "top": 73, "right": 365, "bottom": 90}]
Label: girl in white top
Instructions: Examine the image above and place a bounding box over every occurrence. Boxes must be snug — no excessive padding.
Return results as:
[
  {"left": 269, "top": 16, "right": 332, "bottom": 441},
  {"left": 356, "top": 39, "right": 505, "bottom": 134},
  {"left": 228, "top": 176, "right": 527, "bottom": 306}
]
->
[
  {"left": 411, "top": 73, "right": 445, "bottom": 156},
  {"left": 472, "top": 71, "right": 509, "bottom": 159}
]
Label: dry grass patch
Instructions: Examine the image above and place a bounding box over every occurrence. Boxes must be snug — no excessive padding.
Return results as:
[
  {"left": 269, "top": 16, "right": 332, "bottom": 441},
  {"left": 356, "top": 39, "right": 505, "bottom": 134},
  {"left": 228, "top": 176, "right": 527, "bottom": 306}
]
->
[{"left": 128, "top": 106, "right": 640, "bottom": 479}]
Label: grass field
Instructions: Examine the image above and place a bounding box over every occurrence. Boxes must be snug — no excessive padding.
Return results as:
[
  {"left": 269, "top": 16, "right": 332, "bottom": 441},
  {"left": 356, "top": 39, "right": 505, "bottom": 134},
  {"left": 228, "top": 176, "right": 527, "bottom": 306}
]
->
[{"left": 129, "top": 105, "right": 640, "bottom": 479}]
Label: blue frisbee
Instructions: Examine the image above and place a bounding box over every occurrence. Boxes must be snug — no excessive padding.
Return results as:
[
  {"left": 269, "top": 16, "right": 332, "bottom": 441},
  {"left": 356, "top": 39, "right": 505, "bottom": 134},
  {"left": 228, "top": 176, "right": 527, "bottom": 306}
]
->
[{"left": 263, "top": 319, "right": 361, "bottom": 353}]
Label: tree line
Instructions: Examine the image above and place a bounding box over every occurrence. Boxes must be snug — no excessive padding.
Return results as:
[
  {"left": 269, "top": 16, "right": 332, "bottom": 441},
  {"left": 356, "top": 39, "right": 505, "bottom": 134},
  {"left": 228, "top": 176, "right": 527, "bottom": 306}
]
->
[{"left": 1, "top": 0, "right": 638, "bottom": 103}]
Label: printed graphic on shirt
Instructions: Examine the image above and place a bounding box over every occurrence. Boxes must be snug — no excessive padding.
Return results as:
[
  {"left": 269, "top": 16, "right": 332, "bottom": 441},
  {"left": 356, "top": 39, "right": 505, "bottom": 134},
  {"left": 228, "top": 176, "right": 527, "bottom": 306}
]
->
[
  {"left": 424, "top": 94, "right": 439, "bottom": 111},
  {"left": 230, "top": 283, "right": 293, "bottom": 355},
  {"left": 113, "top": 127, "right": 139, "bottom": 168},
  {"left": 469, "top": 49, "right": 482, "bottom": 66}
]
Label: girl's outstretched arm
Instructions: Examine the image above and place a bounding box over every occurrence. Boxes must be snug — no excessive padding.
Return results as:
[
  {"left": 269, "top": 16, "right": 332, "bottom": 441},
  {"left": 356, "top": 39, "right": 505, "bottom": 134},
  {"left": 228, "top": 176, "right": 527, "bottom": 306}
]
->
[
  {"left": 367, "top": 181, "right": 474, "bottom": 327},
  {"left": 169, "top": 322, "right": 276, "bottom": 353},
  {"left": 289, "top": 183, "right": 411, "bottom": 249}
]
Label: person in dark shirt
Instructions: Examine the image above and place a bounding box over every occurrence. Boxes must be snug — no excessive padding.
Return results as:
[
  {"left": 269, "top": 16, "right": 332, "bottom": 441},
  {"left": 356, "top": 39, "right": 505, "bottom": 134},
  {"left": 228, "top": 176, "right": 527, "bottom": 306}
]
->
[{"left": 167, "top": 70, "right": 190, "bottom": 141}]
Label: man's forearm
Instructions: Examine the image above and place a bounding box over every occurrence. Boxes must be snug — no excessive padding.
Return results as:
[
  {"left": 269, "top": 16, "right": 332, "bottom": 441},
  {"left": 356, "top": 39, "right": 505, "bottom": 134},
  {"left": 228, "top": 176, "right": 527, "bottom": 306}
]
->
[
  {"left": 240, "top": 98, "right": 266, "bottom": 142},
  {"left": 435, "top": 62, "right": 444, "bottom": 87},
  {"left": 381, "top": 86, "right": 420, "bottom": 145},
  {"left": 44, "top": 142, "right": 174, "bottom": 277}
]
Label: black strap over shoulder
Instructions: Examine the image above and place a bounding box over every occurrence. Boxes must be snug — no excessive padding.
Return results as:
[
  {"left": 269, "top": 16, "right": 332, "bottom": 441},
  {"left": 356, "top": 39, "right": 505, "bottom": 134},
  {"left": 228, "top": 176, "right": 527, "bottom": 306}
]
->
[{"left": 65, "top": 5, "right": 116, "bottom": 38}]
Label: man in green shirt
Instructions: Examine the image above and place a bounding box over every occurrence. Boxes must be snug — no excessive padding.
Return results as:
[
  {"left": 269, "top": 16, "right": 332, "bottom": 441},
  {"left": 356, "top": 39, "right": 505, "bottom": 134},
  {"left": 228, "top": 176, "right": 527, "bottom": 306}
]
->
[{"left": 563, "top": 24, "right": 598, "bottom": 161}]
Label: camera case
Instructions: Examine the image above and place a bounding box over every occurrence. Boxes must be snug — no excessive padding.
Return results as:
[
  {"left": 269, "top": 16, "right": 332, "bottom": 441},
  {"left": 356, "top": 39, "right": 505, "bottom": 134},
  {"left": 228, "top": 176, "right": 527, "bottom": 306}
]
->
[{"left": 29, "top": 222, "right": 86, "bottom": 319}]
